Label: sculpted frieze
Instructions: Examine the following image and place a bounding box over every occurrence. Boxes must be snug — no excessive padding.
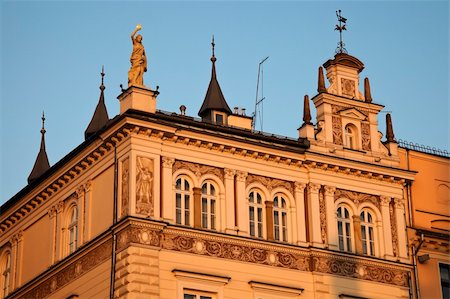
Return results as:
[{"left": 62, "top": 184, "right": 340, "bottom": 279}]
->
[
  {"left": 334, "top": 189, "right": 380, "bottom": 210},
  {"left": 172, "top": 160, "right": 224, "bottom": 181},
  {"left": 246, "top": 174, "right": 294, "bottom": 195}
]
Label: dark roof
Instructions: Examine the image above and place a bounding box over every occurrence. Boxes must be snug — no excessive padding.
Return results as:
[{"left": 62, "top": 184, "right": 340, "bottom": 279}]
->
[
  {"left": 198, "top": 52, "right": 232, "bottom": 118},
  {"left": 323, "top": 53, "right": 365, "bottom": 73},
  {"left": 28, "top": 117, "right": 50, "bottom": 184},
  {"left": 85, "top": 71, "right": 109, "bottom": 139}
]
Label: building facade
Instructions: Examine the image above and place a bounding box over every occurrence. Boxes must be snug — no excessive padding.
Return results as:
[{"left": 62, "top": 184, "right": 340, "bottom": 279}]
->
[{"left": 1, "top": 37, "right": 446, "bottom": 299}]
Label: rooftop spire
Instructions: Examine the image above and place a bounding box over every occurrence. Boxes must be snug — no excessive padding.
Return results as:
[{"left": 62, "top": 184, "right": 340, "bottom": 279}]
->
[
  {"left": 317, "top": 66, "right": 327, "bottom": 93},
  {"left": 386, "top": 113, "right": 396, "bottom": 143},
  {"left": 28, "top": 112, "right": 50, "bottom": 184},
  {"left": 198, "top": 36, "right": 232, "bottom": 119},
  {"left": 364, "top": 77, "right": 373, "bottom": 103},
  {"left": 302, "top": 95, "right": 312, "bottom": 125},
  {"left": 335, "top": 9, "right": 348, "bottom": 54},
  {"left": 85, "top": 66, "right": 110, "bottom": 139}
]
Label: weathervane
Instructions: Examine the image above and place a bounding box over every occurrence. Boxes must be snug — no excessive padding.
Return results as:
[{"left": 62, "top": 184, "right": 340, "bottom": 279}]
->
[{"left": 335, "top": 9, "right": 348, "bottom": 54}]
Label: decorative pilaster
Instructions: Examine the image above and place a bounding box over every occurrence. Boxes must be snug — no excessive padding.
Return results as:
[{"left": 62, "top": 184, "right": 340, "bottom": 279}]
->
[
  {"left": 380, "top": 196, "right": 394, "bottom": 257},
  {"left": 11, "top": 231, "right": 23, "bottom": 288},
  {"left": 120, "top": 157, "right": 131, "bottom": 219},
  {"left": 224, "top": 169, "right": 236, "bottom": 233},
  {"left": 76, "top": 185, "right": 85, "bottom": 245},
  {"left": 55, "top": 200, "right": 64, "bottom": 261},
  {"left": 324, "top": 186, "right": 337, "bottom": 249},
  {"left": 193, "top": 187, "right": 202, "bottom": 228},
  {"left": 48, "top": 205, "right": 57, "bottom": 264},
  {"left": 161, "top": 157, "right": 175, "bottom": 221},
  {"left": 265, "top": 201, "right": 274, "bottom": 241},
  {"left": 294, "top": 182, "right": 307, "bottom": 245},
  {"left": 84, "top": 180, "right": 93, "bottom": 241},
  {"left": 394, "top": 198, "right": 408, "bottom": 258},
  {"left": 308, "top": 183, "right": 323, "bottom": 247},
  {"left": 235, "top": 171, "right": 248, "bottom": 235}
]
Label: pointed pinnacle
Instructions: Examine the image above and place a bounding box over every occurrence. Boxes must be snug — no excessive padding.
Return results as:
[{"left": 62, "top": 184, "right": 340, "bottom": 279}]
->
[
  {"left": 318, "top": 66, "right": 327, "bottom": 93},
  {"left": 364, "top": 77, "right": 372, "bottom": 103},
  {"left": 100, "top": 66, "right": 105, "bottom": 91},
  {"left": 41, "top": 111, "right": 46, "bottom": 135},
  {"left": 303, "top": 95, "right": 312, "bottom": 125},
  {"left": 386, "top": 113, "right": 396, "bottom": 143}
]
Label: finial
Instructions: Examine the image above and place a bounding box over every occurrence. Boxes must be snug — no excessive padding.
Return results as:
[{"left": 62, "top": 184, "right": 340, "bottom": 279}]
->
[
  {"left": 335, "top": 9, "right": 348, "bottom": 54},
  {"left": 364, "top": 77, "right": 372, "bottom": 103},
  {"left": 386, "top": 113, "right": 396, "bottom": 143},
  {"left": 302, "top": 95, "right": 312, "bottom": 125},
  {"left": 211, "top": 35, "right": 216, "bottom": 63},
  {"left": 41, "top": 111, "right": 46, "bottom": 135},
  {"left": 318, "top": 66, "right": 327, "bottom": 93},
  {"left": 100, "top": 66, "right": 105, "bottom": 91}
]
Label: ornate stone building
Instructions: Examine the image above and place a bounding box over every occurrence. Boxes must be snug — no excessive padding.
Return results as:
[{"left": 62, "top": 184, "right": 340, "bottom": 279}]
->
[{"left": 2, "top": 33, "right": 447, "bottom": 299}]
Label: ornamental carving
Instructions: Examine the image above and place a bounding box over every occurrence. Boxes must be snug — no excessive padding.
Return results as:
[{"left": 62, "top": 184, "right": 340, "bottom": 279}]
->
[
  {"left": 341, "top": 78, "right": 355, "bottom": 97},
  {"left": 319, "top": 190, "right": 327, "bottom": 244},
  {"left": 224, "top": 169, "right": 236, "bottom": 180},
  {"left": 121, "top": 157, "right": 130, "bottom": 217},
  {"left": 172, "top": 160, "right": 224, "bottom": 181},
  {"left": 334, "top": 189, "right": 380, "bottom": 210},
  {"left": 361, "top": 122, "right": 371, "bottom": 151},
  {"left": 22, "top": 241, "right": 112, "bottom": 299},
  {"left": 294, "top": 182, "right": 307, "bottom": 193},
  {"left": 246, "top": 174, "right": 294, "bottom": 195},
  {"left": 332, "top": 116, "right": 343, "bottom": 145},
  {"left": 161, "top": 157, "right": 175, "bottom": 168},
  {"left": 136, "top": 156, "right": 154, "bottom": 216},
  {"left": 390, "top": 202, "right": 399, "bottom": 257}
]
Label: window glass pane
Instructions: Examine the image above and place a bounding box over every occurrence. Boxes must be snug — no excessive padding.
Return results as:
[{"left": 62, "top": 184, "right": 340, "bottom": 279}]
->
[
  {"left": 201, "top": 297, "right": 212, "bottom": 299},
  {"left": 184, "top": 295, "right": 195, "bottom": 299},
  {"left": 360, "top": 211, "right": 365, "bottom": 221},
  {"left": 344, "top": 208, "right": 349, "bottom": 218},
  {"left": 184, "top": 180, "right": 189, "bottom": 191},
  {"left": 281, "top": 198, "right": 286, "bottom": 208},
  {"left": 249, "top": 207, "right": 254, "bottom": 220},
  {"left": 282, "top": 212, "right": 287, "bottom": 226},
  {"left": 202, "top": 183, "right": 207, "bottom": 194},
  {"left": 274, "top": 197, "right": 279, "bottom": 207},
  {"left": 441, "top": 264, "right": 450, "bottom": 299},
  {"left": 185, "top": 195, "right": 190, "bottom": 210},
  {"left": 339, "top": 236, "right": 344, "bottom": 250},
  {"left": 211, "top": 199, "right": 216, "bottom": 214},
  {"left": 176, "top": 178, "right": 181, "bottom": 190},
  {"left": 250, "top": 221, "right": 255, "bottom": 236},
  {"left": 257, "top": 193, "right": 262, "bottom": 204},
  {"left": 337, "top": 207, "right": 342, "bottom": 218},
  {"left": 258, "top": 223, "right": 263, "bottom": 238},
  {"left": 274, "top": 211, "right": 279, "bottom": 225},
  {"left": 368, "top": 212, "right": 373, "bottom": 223},
  {"left": 176, "top": 209, "right": 181, "bottom": 224},
  {"left": 257, "top": 208, "right": 262, "bottom": 222},
  {"left": 215, "top": 113, "right": 224, "bottom": 124},
  {"left": 176, "top": 194, "right": 181, "bottom": 208},
  {"left": 249, "top": 192, "right": 254, "bottom": 203},
  {"left": 185, "top": 210, "right": 190, "bottom": 226},
  {"left": 274, "top": 227, "right": 279, "bottom": 241},
  {"left": 210, "top": 185, "right": 215, "bottom": 196}
]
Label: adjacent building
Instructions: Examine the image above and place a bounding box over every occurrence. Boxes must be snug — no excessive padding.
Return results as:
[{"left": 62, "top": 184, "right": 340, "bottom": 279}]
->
[{"left": 0, "top": 34, "right": 448, "bottom": 299}]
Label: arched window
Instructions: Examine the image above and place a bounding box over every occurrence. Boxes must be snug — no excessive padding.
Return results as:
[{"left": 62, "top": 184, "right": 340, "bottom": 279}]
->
[
  {"left": 360, "top": 209, "right": 375, "bottom": 256},
  {"left": 248, "top": 190, "right": 264, "bottom": 238},
  {"left": 344, "top": 124, "right": 358, "bottom": 149},
  {"left": 175, "top": 176, "right": 191, "bottom": 226},
  {"left": 201, "top": 181, "right": 217, "bottom": 230},
  {"left": 68, "top": 206, "right": 78, "bottom": 254},
  {"left": 1, "top": 252, "right": 11, "bottom": 299},
  {"left": 273, "top": 195, "right": 288, "bottom": 242},
  {"left": 337, "top": 206, "right": 352, "bottom": 252}
]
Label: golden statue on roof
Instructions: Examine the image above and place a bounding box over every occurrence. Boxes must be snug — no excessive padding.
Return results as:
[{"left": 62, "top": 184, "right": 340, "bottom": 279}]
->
[{"left": 128, "top": 24, "right": 147, "bottom": 87}]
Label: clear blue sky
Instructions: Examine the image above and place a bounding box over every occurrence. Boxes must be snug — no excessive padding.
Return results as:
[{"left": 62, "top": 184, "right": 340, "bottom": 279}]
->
[{"left": 1, "top": 1, "right": 449, "bottom": 204}]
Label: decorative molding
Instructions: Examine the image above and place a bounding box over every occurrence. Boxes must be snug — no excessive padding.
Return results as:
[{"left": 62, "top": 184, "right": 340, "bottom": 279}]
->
[
  {"left": 389, "top": 202, "right": 399, "bottom": 257},
  {"left": 380, "top": 196, "right": 391, "bottom": 207},
  {"left": 332, "top": 116, "right": 343, "bottom": 145},
  {"left": 84, "top": 180, "right": 92, "bottom": 193},
  {"left": 319, "top": 189, "right": 327, "bottom": 244},
  {"left": 294, "top": 182, "right": 307, "bottom": 193},
  {"left": 236, "top": 171, "right": 248, "bottom": 182},
  {"left": 55, "top": 201, "right": 65, "bottom": 214},
  {"left": 75, "top": 185, "right": 85, "bottom": 198},
  {"left": 394, "top": 198, "right": 404, "bottom": 209},
  {"left": 172, "top": 160, "right": 224, "bottom": 182},
  {"left": 11, "top": 230, "right": 23, "bottom": 245},
  {"left": 334, "top": 189, "right": 380, "bottom": 210},
  {"left": 324, "top": 186, "right": 336, "bottom": 197},
  {"left": 341, "top": 78, "right": 356, "bottom": 98},
  {"left": 224, "top": 168, "right": 236, "bottom": 180},
  {"left": 121, "top": 157, "right": 130, "bottom": 218},
  {"left": 361, "top": 122, "right": 371, "bottom": 151},
  {"left": 246, "top": 174, "right": 294, "bottom": 195},
  {"left": 136, "top": 157, "right": 154, "bottom": 217},
  {"left": 309, "top": 183, "right": 321, "bottom": 193}
]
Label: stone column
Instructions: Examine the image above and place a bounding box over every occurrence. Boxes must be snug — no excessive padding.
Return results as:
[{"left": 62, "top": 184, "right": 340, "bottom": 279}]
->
[
  {"left": 224, "top": 169, "right": 236, "bottom": 234},
  {"left": 48, "top": 206, "right": 57, "bottom": 264},
  {"left": 380, "top": 196, "right": 393, "bottom": 257},
  {"left": 235, "top": 171, "right": 248, "bottom": 235},
  {"left": 55, "top": 200, "right": 64, "bottom": 261},
  {"left": 353, "top": 215, "right": 363, "bottom": 254},
  {"left": 308, "top": 183, "right": 323, "bottom": 247},
  {"left": 76, "top": 185, "right": 85, "bottom": 245},
  {"left": 294, "top": 182, "right": 307, "bottom": 245},
  {"left": 161, "top": 157, "right": 175, "bottom": 222},
  {"left": 193, "top": 187, "right": 202, "bottom": 228},
  {"left": 84, "top": 181, "right": 93, "bottom": 241},
  {"left": 324, "top": 186, "right": 337, "bottom": 250},
  {"left": 11, "top": 231, "right": 23, "bottom": 288},
  {"left": 394, "top": 198, "right": 408, "bottom": 258},
  {"left": 265, "top": 201, "right": 274, "bottom": 241}
]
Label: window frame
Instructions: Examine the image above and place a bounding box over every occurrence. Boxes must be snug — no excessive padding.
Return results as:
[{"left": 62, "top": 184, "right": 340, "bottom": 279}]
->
[
  {"left": 0, "top": 250, "right": 11, "bottom": 299},
  {"left": 175, "top": 176, "right": 193, "bottom": 226},
  {"left": 344, "top": 123, "right": 358, "bottom": 150},
  {"left": 273, "top": 194, "right": 288, "bottom": 242},
  {"left": 201, "top": 181, "right": 218, "bottom": 230},
  {"left": 248, "top": 189, "right": 264, "bottom": 238},
  {"left": 337, "top": 205, "right": 353, "bottom": 252},
  {"left": 67, "top": 205, "right": 79, "bottom": 255},
  {"left": 360, "top": 209, "right": 376, "bottom": 256}
]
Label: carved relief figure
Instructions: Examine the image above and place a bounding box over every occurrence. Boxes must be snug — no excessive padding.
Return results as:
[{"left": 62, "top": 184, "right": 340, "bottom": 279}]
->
[
  {"left": 361, "top": 122, "right": 371, "bottom": 151},
  {"left": 136, "top": 157, "right": 154, "bottom": 216},
  {"left": 128, "top": 25, "right": 147, "bottom": 87},
  {"left": 121, "top": 158, "right": 130, "bottom": 217}
]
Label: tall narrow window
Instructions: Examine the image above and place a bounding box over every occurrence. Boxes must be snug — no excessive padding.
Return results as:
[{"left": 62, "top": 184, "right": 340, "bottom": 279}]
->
[
  {"left": 337, "top": 206, "right": 352, "bottom": 252},
  {"left": 201, "top": 181, "right": 217, "bottom": 230},
  {"left": 175, "top": 177, "right": 191, "bottom": 226},
  {"left": 68, "top": 206, "right": 78, "bottom": 254},
  {"left": 360, "top": 209, "right": 375, "bottom": 256},
  {"left": 440, "top": 263, "right": 450, "bottom": 299},
  {"left": 344, "top": 124, "right": 357, "bottom": 149},
  {"left": 249, "top": 190, "right": 263, "bottom": 238},
  {"left": 273, "top": 195, "right": 288, "bottom": 242},
  {"left": 1, "top": 252, "right": 11, "bottom": 299}
]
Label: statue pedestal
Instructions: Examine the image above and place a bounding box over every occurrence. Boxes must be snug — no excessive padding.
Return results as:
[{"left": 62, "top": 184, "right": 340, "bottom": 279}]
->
[{"left": 117, "top": 85, "right": 158, "bottom": 114}]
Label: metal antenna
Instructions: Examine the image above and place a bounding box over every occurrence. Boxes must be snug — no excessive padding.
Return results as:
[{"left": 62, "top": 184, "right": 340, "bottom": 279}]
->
[
  {"left": 335, "top": 9, "right": 348, "bottom": 54},
  {"left": 252, "top": 56, "right": 269, "bottom": 131}
]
